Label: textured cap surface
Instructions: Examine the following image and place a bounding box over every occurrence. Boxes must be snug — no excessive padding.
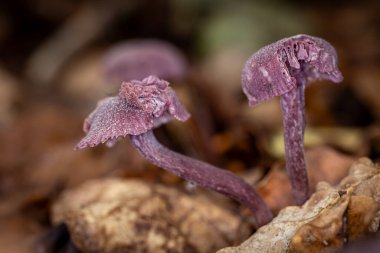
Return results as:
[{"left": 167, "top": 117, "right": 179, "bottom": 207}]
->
[
  {"left": 242, "top": 34, "right": 343, "bottom": 106},
  {"left": 76, "top": 76, "right": 190, "bottom": 149}
]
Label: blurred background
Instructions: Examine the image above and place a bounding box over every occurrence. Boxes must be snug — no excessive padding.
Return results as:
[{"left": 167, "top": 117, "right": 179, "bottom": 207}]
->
[{"left": 0, "top": 0, "right": 379, "bottom": 252}]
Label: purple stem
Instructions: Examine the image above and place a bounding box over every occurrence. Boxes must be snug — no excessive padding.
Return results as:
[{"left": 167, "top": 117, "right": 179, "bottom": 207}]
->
[
  {"left": 280, "top": 74, "right": 309, "bottom": 205},
  {"left": 130, "top": 130, "right": 273, "bottom": 226}
]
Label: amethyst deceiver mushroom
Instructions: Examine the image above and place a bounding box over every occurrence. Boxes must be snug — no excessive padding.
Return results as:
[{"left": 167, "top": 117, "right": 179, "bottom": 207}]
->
[
  {"left": 103, "top": 40, "right": 187, "bottom": 84},
  {"left": 76, "top": 75, "right": 273, "bottom": 226},
  {"left": 241, "top": 34, "right": 343, "bottom": 205}
]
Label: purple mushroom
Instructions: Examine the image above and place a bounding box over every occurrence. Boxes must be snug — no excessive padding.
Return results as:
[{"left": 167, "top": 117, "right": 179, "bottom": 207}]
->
[
  {"left": 76, "top": 75, "right": 273, "bottom": 227},
  {"left": 241, "top": 34, "right": 343, "bottom": 205},
  {"left": 103, "top": 39, "right": 187, "bottom": 84}
]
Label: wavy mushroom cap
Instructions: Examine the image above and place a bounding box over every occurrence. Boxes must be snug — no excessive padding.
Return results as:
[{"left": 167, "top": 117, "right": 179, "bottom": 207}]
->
[
  {"left": 76, "top": 76, "right": 190, "bottom": 149},
  {"left": 104, "top": 39, "right": 187, "bottom": 83},
  {"left": 242, "top": 34, "right": 343, "bottom": 106}
]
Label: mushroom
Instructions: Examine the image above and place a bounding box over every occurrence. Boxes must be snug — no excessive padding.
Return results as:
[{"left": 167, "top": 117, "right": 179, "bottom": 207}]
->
[
  {"left": 76, "top": 75, "right": 273, "bottom": 227},
  {"left": 103, "top": 39, "right": 187, "bottom": 84},
  {"left": 241, "top": 34, "right": 343, "bottom": 205}
]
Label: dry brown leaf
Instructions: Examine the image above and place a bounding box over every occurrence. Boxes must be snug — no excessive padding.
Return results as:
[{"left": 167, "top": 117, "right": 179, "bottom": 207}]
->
[
  {"left": 307, "top": 146, "right": 355, "bottom": 190},
  {"left": 291, "top": 192, "right": 349, "bottom": 253},
  {"left": 0, "top": 105, "right": 82, "bottom": 173},
  {"left": 0, "top": 215, "right": 44, "bottom": 253},
  {"left": 0, "top": 67, "right": 18, "bottom": 127},
  {"left": 26, "top": 143, "right": 115, "bottom": 192},
  {"left": 52, "top": 178, "right": 249, "bottom": 253},
  {"left": 347, "top": 196, "right": 378, "bottom": 240},
  {"left": 257, "top": 162, "right": 293, "bottom": 213},
  {"left": 218, "top": 157, "right": 380, "bottom": 253},
  {"left": 351, "top": 66, "right": 380, "bottom": 120},
  {"left": 258, "top": 146, "right": 354, "bottom": 213}
]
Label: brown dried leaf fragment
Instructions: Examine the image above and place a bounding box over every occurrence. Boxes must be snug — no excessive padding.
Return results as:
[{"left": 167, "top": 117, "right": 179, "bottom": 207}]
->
[
  {"left": 257, "top": 162, "right": 293, "bottom": 214},
  {"left": 258, "top": 146, "right": 354, "bottom": 213},
  {"left": 218, "top": 157, "right": 380, "bottom": 253},
  {"left": 52, "top": 178, "right": 249, "bottom": 253},
  {"left": 307, "top": 146, "right": 355, "bottom": 191},
  {"left": 291, "top": 192, "right": 349, "bottom": 253},
  {"left": 347, "top": 196, "right": 379, "bottom": 240}
]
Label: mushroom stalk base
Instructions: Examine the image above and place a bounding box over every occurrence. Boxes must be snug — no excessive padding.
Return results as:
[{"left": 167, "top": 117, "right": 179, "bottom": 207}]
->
[
  {"left": 130, "top": 130, "right": 273, "bottom": 227},
  {"left": 281, "top": 77, "right": 309, "bottom": 205}
]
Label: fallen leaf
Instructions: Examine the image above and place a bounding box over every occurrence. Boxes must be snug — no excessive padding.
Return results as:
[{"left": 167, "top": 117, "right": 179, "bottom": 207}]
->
[
  {"left": 218, "top": 157, "right": 380, "bottom": 253},
  {"left": 307, "top": 146, "right": 355, "bottom": 190},
  {"left": 258, "top": 146, "right": 354, "bottom": 212},
  {"left": 52, "top": 178, "right": 250, "bottom": 253},
  {"left": 0, "top": 215, "right": 44, "bottom": 253},
  {"left": 257, "top": 162, "right": 293, "bottom": 213}
]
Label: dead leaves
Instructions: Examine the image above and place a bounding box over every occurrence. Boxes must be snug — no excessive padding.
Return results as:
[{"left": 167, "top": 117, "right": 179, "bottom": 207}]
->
[
  {"left": 218, "top": 157, "right": 380, "bottom": 253},
  {"left": 258, "top": 146, "right": 355, "bottom": 213},
  {"left": 52, "top": 178, "right": 250, "bottom": 253}
]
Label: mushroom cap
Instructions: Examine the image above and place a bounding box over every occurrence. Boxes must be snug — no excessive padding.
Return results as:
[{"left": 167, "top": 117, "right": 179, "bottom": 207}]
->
[
  {"left": 76, "top": 76, "right": 190, "bottom": 149},
  {"left": 242, "top": 34, "right": 343, "bottom": 106},
  {"left": 104, "top": 39, "right": 187, "bottom": 83}
]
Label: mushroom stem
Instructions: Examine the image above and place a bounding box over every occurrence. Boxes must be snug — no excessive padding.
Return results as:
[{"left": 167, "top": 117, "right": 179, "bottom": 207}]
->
[
  {"left": 130, "top": 130, "right": 273, "bottom": 226},
  {"left": 280, "top": 74, "right": 309, "bottom": 205}
]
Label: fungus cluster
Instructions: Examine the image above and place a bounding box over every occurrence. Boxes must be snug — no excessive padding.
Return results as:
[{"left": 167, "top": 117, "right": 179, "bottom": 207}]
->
[{"left": 77, "top": 34, "right": 343, "bottom": 226}]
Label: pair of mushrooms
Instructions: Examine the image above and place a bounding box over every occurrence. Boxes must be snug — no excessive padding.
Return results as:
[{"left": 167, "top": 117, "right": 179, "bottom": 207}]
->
[{"left": 77, "top": 34, "right": 343, "bottom": 227}]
